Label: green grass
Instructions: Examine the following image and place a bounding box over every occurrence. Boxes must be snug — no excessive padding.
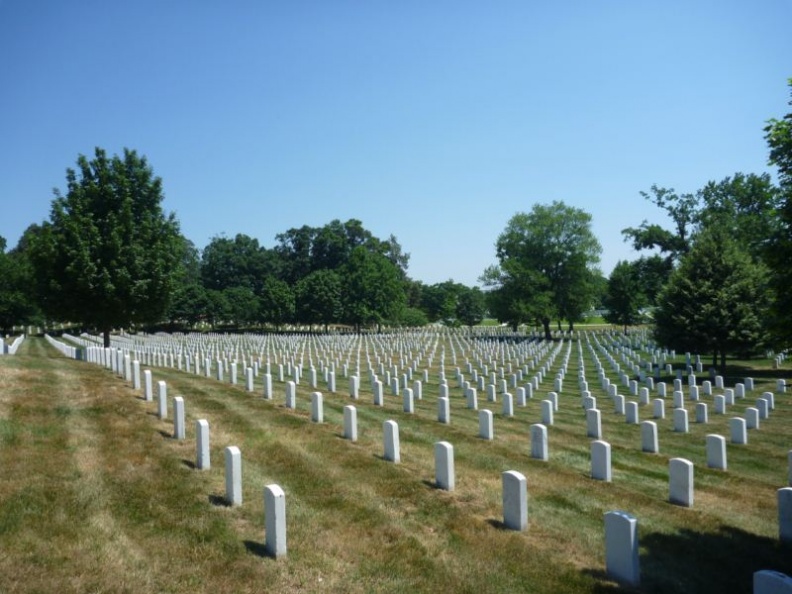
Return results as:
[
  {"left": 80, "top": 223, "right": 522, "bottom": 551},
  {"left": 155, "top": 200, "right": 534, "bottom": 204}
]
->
[{"left": 0, "top": 335, "right": 791, "bottom": 593}]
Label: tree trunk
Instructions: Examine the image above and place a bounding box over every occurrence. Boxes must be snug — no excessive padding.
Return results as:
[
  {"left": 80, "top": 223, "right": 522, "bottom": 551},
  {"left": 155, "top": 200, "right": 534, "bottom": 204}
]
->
[
  {"left": 567, "top": 320, "right": 574, "bottom": 332},
  {"left": 542, "top": 318, "right": 552, "bottom": 341},
  {"left": 720, "top": 350, "right": 727, "bottom": 372},
  {"left": 103, "top": 327, "right": 111, "bottom": 349}
]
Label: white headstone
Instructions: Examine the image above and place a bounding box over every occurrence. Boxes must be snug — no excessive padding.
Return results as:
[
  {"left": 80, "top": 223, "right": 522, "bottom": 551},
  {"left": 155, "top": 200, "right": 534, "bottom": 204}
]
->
[
  {"left": 641, "top": 421, "right": 658, "bottom": 454},
  {"left": 264, "top": 484, "right": 287, "bottom": 558},
  {"left": 591, "top": 440, "right": 612, "bottom": 482},
  {"left": 779, "top": 487, "right": 792, "bottom": 543},
  {"left": 669, "top": 457, "right": 694, "bottom": 507},
  {"left": 383, "top": 420, "right": 400, "bottom": 463},
  {"left": 587, "top": 408, "right": 602, "bottom": 439},
  {"left": 435, "top": 441, "right": 454, "bottom": 491},
  {"left": 604, "top": 511, "right": 640, "bottom": 586},
  {"left": 173, "top": 396, "right": 185, "bottom": 440},
  {"left": 531, "top": 423, "right": 548, "bottom": 461},
  {"left": 196, "top": 419, "right": 210, "bottom": 470},
  {"left": 343, "top": 405, "right": 357, "bottom": 441},
  {"left": 706, "top": 434, "right": 726, "bottom": 470},
  {"left": 502, "top": 470, "right": 527, "bottom": 531},
  {"left": 311, "top": 392, "right": 323, "bottom": 423},
  {"left": 225, "top": 446, "right": 242, "bottom": 506}
]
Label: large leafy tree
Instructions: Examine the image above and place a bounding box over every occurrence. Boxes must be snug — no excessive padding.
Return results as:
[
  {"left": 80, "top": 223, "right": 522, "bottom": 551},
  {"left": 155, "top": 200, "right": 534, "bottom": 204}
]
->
[
  {"left": 201, "top": 233, "right": 278, "bottom": 294},
  {"left": 482, "top": 202, "right": 602, "bottom": 338},
  {"left": 294, "top": 269, "right": 342, "bottom": 331},
  {"left": 28, "top": 148, "right": 183, "bottom": 347},
  {"left": 653, "top": 226, "right": 771, "bottom": 370},
  {"left": 603, "top": 261, "right": 647, "bottom": 333},
  {"left": 342, "top": 246, "right": 405, "bottom": 331},
  {"left": 258, "top": 275, "right": 294, "bottom": 330},
  {"left": 764, "top": 78, "right": 792, "bottom": 344}
]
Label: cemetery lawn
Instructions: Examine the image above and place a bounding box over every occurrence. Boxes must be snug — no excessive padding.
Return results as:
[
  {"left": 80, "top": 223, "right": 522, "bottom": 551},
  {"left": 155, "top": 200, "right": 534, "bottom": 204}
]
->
[{"left": 1, "top": 336, "right": 791, "bottom": 593}]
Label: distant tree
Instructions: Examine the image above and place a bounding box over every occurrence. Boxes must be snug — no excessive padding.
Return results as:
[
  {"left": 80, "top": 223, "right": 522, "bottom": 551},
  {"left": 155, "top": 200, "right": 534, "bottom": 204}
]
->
[
  {"left": 482, "top": 202, "right": 602, "bottom": 338},
  {"left": 456, "top": 286, "right": 487, "bottom": 327},
  {"left": 421, "top": 281, "right": 464, "bottom": 324},
  {"left": 764, "top": 78, "right": 792, "bottom": 344},
  {"left": 294, "top": 269, "right": 342, "bottom": 331},
  {"left": 398, "top": 307, "right": 429, "bottom": 327},
  {"left": 603, "top": 261, "right": 647, "bottom": 333},
  {"left": 273, "top": 224, "right": 318, "bottom": 284},
  {"left": 205, "top": 289, "right": 230, "bottom": 329},
  {"left": 258, "top": 276, "right": 294, "bottom": 331},
  {"left": 222, "top": 286, "right": 259, "bottom": 328},
  {"left": 27, "top": 148, "right": 182, "bottom": 347},
  {"left": 167, "top": 283, "right": 210, "bottom": 329},
  {"left": 653, "top": 226, "right": 771, "bottom": 370},
  {"left": 342, "top": 247, "right": 405, "bottom": 331},
  {"left": 200, "top": 233, "right": 276, "bottom": 294},
  {"left": 0, "top": 236, "right": 37, "bottom": 334},
  {"left": 630, "top": 255, "right": 672, "bottom": 306}
]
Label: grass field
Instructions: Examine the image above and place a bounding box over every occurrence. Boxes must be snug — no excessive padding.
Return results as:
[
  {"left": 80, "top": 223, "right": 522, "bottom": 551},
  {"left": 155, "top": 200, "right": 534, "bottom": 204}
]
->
[{"left": 1, "top": 334, "right": 791, "bottom": 593}]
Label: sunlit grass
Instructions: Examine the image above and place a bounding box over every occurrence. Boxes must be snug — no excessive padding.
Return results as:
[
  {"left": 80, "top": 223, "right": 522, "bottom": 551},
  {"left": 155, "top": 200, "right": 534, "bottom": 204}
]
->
[{"left": 0, "top": 335, "right": 790, "bottom": 593}]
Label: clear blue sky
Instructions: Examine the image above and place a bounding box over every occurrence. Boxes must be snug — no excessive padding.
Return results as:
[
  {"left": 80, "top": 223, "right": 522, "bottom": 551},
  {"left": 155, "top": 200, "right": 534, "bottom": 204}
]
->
[{"left": 1, "top": 1, "right": 789, "bottom": 286}]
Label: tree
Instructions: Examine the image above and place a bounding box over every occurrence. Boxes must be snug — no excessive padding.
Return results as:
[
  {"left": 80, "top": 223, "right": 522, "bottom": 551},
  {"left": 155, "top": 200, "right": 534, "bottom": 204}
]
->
[
  {"left": 653, "top": 226, "right": 771, "bottom": 370},
  {"left": 631, "top": 255, "right": 672, "bottom": 306},
  {"left": 482, "top": 202, "right": 602, "bottom": 338},
  {"left": 167, "top": 282, "right": 210, "bottom": 329},
  {"left": 258, "top": 276, "right": 295, "bottom": 330},
  {"left": 342, "top": 246, "right": 406, "bottom": 331},
  {"left": 764, "top": 78, "right": 792, "bottom": 344},
  {"left": 602, "top": 261, "right": 647, "bottom": 333},
  {"left": 456, "top": 286, "right": 486, "bottom": 327},
  {"left": 294, "top": 269, "right": 342, "bottom": 331},
  {"left": 0, "top": 236, "right": 38, "bottom": 334},
  {"left": 28, "top": 148, "right": 183, "bottom": 347},
  {"left": 201, "top": 233, "right": 277, "bottom": 294}
]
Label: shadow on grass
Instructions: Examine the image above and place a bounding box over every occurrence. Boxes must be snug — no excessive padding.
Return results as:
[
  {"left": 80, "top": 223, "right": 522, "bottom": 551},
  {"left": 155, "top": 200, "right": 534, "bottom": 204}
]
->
[
  {"left": 485, "top": 518, "right": 507, "bottom": 531},
  {"left": 243, "top": 540, "right": 269, "bottom": 558},
  {"left": 584, "top": 524, "right": 792, "bottom": 594},
  {"left": 208, "top": 494, "right": 230, "bottom": 507},
  {"left": 181, "top": 459, "right": 196, "bottom": 469}
]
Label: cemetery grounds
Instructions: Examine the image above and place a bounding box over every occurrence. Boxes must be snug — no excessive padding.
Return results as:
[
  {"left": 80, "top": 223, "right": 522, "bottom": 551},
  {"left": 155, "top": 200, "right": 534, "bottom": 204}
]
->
[{"left": 0, "top": 330, "right": 790, "bottom": 593}]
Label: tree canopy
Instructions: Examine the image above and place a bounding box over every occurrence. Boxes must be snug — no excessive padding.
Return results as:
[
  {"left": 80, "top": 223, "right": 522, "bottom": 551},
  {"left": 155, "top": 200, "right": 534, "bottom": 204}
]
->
[
  {"left": 27, "top": 148, "right": 184, "bottom": 346},
  {"left": 482, "top": 201, "right": 602, "bottom": 337}
]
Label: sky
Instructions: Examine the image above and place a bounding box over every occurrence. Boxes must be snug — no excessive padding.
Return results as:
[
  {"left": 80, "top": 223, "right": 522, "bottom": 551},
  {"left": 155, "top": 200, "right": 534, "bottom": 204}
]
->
[{"left": 1, "top": 1, "right": 790, "bottom": 287}]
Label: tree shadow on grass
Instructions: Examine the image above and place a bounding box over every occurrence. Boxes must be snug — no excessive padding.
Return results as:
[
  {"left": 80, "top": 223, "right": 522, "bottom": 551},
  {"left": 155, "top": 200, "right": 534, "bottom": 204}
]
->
[{"left": 583, "top": 524, "right": 792, "bottom": 593}]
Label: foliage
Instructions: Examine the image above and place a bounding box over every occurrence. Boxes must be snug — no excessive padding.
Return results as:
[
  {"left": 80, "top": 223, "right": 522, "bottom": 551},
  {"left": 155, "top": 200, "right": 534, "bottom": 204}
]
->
[
  {"left": 27, "top": 148, "right": 183, "bottom": 346},
  {"left": 764, "top": 78, "right": 792, "bottom": 344},
  {"left": 222, "top": 286, "right": 259, "bottom": 328},
  {"left": 0, "top": 236, "right": 38, "bottom": 333},
  {"left": 342, "top": 246, "right": 406, "bottom": 330},
  {"left": 482, "top": 201, "right": 602, "bottom": 337},
  {"left": 166, "top": 283, "right": 211, "bottom": 328},
  {"left": 653, "top": 225, "right": 771, "bottom": 370},
  {"left": 602, "top": 261, "right": 647, "bottom": 332},
  {"left": 200, "top": 233, "right": 278, "bottom": 294},
  {"left": 398, "top": 306, "right": 429, "bottom": 327},
  {"left": 630, "top": 255, "right": 672, "bottom": 306},
  {"left": 294, "top": 269, "right": 341, "bottom": 330},
  {"left": 258, "top": 276, "right": 294, "bottom": 330},
  {"left": 455, "top": 286, "right": 486, "bottom": 327}
]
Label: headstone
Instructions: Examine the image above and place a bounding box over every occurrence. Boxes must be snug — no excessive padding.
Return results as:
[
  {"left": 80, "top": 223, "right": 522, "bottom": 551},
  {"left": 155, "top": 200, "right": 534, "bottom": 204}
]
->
[
  {"left": 531, "top": 423, "right": 548, "bottom": 461},
  {"left": 479, "top": 409, "right": 494, "bottom": 440},
  {"left": 638, "top": 387, "right": 649, "bottom": 406},
  {"left": 263, "top": 373, "right": 273, "bottom": 400},
  {"left": 143, "top": 370, "right": 153, "bottom": 401},
  {"left": 591, "top": 440, "right": 612, "bottom": 482},
  {"left": 669, "top": 458, "right": 694, "bottom": 507},
  {"left": 673, "top": 391, "right": 685, "bottom": 409},
  {"left": 225, "top": 446, "right": 242, "bottom": 506},
  {"left": 625, "top": 402, "right": 639, "bottom": 424},
  {"left": 614, "top": 395, "right": 625, "bottom": 415},
  {"left": 311, "top": 392, "right": 323, "bottom": 423},
  {"left": 435, "top": 441, "right": 454, "bottom": 491},
  {"left": 438, "top": 397, "right": 450, "bottom": 424},
  {"left": 264, "top": 484, "right": 287, "bottom": 558},
  {"left": 714, "top": 394, "right": 726, "bottom": 415},
  {"left": 757, "top": 397, "right": 769, "bottom": 420},
  {"left": 706, "top": 434, "right": 726, "bottom": 470},
  {"left": 373, "top": 380, "right": 384, "bottom": 406},
  {"left": 753, "top": 571, "right": 792, "bottom": 594},
  {"left": 673, "top": 408, "right": 689, "bottom": 433},
  {"left": 641, "top": 421, "right": 658, "bottom": 453},
  {"left": 653, "top": 399, "right": 665, "bottom": 419},
  {"left": 173, "top": 396, "right": 185, "bottom": 440},
  {"left": 502, "top": 392, "right": 514, "bottom": 417},
  {"left": 343, "top": 405, "right": 357, "bottom": 441},
  {"left": 285, "top": 381, "right": 296, "bottom": 409},
  {"left": 349, "top": 376, "right": 359, "bottom": 399},
  {"left": 548, "top": 391, "right": 559, "bottom": 412},
  {"left": 695, "top": 402, "right": 708, "bottom": 424},
  {"left": 502, "top": 470, "right": 527, "bottom": 531},
  {"left": 246, "top": 367, "right": 254, "bottom": 391},
  {"left": 780, "top": 487, "right": 792, "bottom": 542},
  {"left": 730, "top": 417, "right": 747, "bottom": 444},
  {"left": 541, "top": 399, "right": 554, "bottom": 426},
  {"left": 157, "top": 381, "right": 168, "bottom": 419},
  {"left": 586, "top": 408, "right": 602, "bottom": 439},
  {"left": 383, "top": 420, "right": 400, "bottom": 463},
  {"left": 403, "top": 388, "right": 414, "bottom": 414},
  {"left": 746, "top": 407, "right": 760, "bottom": 430},
  {"left": 604, "top": 511, "right": 640, "bottom": 587},
  {"left": 583, "top": 395, "right": 597, "bottom": 411},
  {"left": 466, "top": 387, "right": 478, "bottom": 410},
  {"left": 196, "top": 419, "right": 210, "bottom": 470}
]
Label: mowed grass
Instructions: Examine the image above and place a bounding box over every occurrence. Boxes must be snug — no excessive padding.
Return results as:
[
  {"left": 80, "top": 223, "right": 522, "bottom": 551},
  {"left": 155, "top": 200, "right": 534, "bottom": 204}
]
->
[{"left": 1, "top": 337, "right": 791, "bottom": 593}]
